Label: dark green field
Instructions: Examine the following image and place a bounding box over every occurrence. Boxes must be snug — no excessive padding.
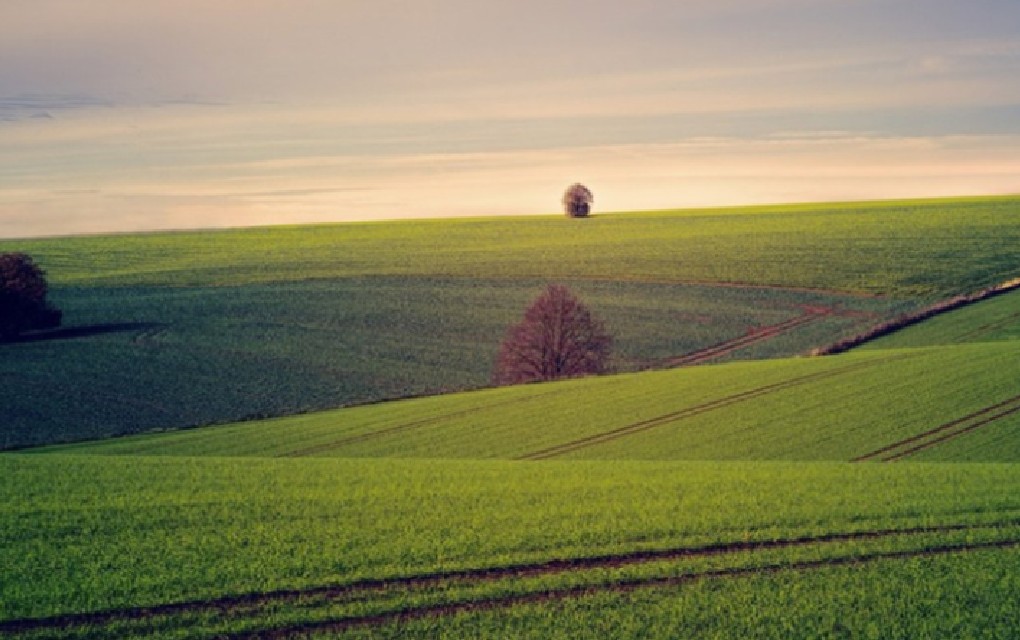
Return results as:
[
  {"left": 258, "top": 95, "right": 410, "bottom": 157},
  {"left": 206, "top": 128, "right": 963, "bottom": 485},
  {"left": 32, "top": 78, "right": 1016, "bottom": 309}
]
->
[{"left": 1, "top": 278, "right": 906, "bottom": 449}]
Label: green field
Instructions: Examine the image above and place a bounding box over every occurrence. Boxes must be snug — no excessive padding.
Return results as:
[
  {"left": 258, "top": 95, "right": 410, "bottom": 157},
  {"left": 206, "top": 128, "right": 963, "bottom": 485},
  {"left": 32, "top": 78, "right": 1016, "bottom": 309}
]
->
[
  {"left": 0, "top": 278, "right": 906, "bottom": 450},
  {"left": 864, "top": 284, "right": 1020, "bottom": 349},
  {"left": 4, "top": 195, "right": 1019, "bottom": 449},
  {"left": 36, "top": 340, "right": 1020, "bottom": 462},
  {"left": 1, "top": 456, "right": 1018, "bottom": 638},
  {"left": 3, "top": 196, "right": 1020, "bottom": 638},
  {"left": 6, "top": 196, "right": 1019, "bottom": 296},
  {"left": 40, "top": 288, "right": 1020, "bottom": 463}
]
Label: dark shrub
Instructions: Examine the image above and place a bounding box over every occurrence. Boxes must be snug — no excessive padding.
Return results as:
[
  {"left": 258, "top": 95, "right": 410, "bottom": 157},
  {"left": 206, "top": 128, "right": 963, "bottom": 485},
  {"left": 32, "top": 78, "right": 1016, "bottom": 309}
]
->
[{"left": 0, "top": 253, "right": 62, "bottom": 341}]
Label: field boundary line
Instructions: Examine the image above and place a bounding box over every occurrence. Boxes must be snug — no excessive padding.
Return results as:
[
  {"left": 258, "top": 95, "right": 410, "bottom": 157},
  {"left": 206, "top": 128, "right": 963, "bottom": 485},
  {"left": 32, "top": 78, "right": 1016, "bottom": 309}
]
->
[
  {"left": 233, "top": 537, "right": 1020, "bottom": 639},
  {"left": 852, "top": 394, "right": 1020, "bottom": 462},
  {"left": 815, "top": 276, "right": 1020, "bottom": 355},
  {"left": 3, "top": 518, "right": 1015, "bottom": 635},
  {"left": 518, "top": 354, "right": 916, "bottom": 460}
]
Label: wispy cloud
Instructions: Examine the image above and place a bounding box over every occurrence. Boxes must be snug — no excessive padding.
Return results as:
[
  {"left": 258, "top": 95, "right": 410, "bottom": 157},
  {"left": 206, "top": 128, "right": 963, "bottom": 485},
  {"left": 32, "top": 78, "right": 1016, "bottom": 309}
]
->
[{"left": 2, "top": 1, "right": 1019, "bottom": 237}]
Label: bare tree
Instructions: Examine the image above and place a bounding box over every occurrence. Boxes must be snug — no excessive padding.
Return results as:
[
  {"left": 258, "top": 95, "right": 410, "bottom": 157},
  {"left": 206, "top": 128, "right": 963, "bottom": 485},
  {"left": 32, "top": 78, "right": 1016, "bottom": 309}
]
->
[
  {"left": 562, "top": 183, "right": 593, "bottom": 218},
  {"left": 0, "top": 253, "right": 62, "bottom": 341},
  {"left": 493, "top": 284, "right": 612, "bottom": 385}
]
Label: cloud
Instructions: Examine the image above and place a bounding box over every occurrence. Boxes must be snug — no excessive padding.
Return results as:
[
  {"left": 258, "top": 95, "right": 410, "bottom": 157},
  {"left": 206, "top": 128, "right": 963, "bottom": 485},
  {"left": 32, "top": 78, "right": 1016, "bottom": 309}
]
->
[
  {"left": 4, "top": 0, "right": 1019, "bottom": 110},
  {"left": 2, "top": 1, "right": 1019, "bottom": 237}
]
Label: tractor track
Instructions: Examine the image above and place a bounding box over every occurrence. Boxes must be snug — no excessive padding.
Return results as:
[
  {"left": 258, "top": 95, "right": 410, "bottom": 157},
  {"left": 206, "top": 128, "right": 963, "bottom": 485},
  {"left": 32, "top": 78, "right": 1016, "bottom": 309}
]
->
[
  {"left": 852, "top": 393, "right": 1020, "bottom": 462},
  {"left": 281, "top": 387, "right": 569, "bottom": 457},
  {"left": 3, "top": 517, "right": 1014, "bottom": 636},
  {"left": 518, "top": 353, "right": 915, "bottom": 460},
  {"left": 954, "top": 310, "right": 1020, "bottom": 342},
  {"left": 234, "top": 538, "right": 1020, "bottom": 639},
  {"left": 659, "top": 310, "right": 823, "bottom": 368}
]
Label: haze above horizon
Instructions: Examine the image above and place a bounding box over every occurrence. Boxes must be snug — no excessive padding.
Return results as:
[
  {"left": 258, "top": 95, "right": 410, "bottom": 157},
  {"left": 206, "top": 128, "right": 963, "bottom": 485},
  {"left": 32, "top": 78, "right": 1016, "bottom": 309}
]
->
[{"left": 2, "top": 0, "right": 1020, "bottom": 239}]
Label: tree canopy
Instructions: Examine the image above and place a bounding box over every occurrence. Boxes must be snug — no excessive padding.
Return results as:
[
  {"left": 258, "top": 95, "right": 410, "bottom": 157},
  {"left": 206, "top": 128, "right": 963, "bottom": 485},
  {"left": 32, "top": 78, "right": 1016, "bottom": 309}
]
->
[
  {"left": 493, "top": 284, "right": 612, "bottom": 385},
  {"left": 562, "top": 183, "right": 593, "bottom": 218},
  {"left": 0, "top": 252, "right": 62, "bottom": 341}
]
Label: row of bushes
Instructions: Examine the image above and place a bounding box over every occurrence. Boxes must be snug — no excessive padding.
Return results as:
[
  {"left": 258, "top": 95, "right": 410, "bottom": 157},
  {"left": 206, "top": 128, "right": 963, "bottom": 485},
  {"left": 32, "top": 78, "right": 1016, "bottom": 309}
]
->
[{"left": 812, "top": 277, "right": 1020, "bottom": 356}]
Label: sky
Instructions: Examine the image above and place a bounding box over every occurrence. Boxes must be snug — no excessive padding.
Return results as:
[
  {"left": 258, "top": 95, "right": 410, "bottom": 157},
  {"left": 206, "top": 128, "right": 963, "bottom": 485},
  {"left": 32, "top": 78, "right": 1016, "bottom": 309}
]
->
[{"left": 2, "top": 0, "right": 1020, "bottom": 238}]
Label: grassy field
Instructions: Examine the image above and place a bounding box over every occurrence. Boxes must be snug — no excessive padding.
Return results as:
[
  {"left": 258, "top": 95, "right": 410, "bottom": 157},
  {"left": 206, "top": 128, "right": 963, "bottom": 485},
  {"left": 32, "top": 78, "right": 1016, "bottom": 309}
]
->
[
  {"left": 5, "top": 196, "right": 1019, "bottom": 296},
  {"left": 1, "top": 455, "right": 1018, "bottom": 638},
  {"left": 3, "top": 197, "right": 1020, "bottom": 637},
  {"left": 0, "top": 278, "right": 904, "bottom": 449},
  {"left": 16, "top": 196, "right": 1020, "bottom": 448},
  {"left": 42, "top": 289, "right": 1020, "bottom": 462},
  {"left": 863, "top": 283, "right": 1020, "bottom": 349},
  {"left": 39, "top": 339, "right": 1020, "bottom": 462},
  {"left": 3, "top": 195, "right": 1019, "bottom": 450}
]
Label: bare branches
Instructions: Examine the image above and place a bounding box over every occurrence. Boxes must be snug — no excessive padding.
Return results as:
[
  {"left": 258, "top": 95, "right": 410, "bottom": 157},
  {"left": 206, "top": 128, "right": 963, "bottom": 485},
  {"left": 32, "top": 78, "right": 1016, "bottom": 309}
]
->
[{"left": 493, "top": 285, "right": 612, "bottom": 385}]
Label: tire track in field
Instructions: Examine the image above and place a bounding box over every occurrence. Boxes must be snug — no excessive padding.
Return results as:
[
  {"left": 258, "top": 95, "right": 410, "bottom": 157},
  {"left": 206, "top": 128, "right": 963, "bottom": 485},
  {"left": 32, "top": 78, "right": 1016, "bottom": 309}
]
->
[
  {"left": 953, "top": 310, "right": 1020, "bottom": 342},
  {"left": 852, "top": 393, "right": 1020, "bottom": 462},
  {"left": 280, "top": 387, "right": 570, "bottom": 457},
  {"left": 234, "top": 538, "right": 1020, "bottom": 639},
  {"left": 3, "top": 517, "right": 1012, "bottom": 635},
  {"left": 518, "top": 354, "right": 915, "bottom": 461},
  {"left": 654, "top": 307, "right": 826, "bottom": 368}
]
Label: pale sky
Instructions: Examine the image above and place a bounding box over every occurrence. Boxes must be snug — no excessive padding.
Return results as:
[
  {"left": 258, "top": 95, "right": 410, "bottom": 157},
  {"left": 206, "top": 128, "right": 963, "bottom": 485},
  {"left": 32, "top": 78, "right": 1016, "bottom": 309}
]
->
[{"left": 2, "top": 0, "right": 1020, "bottom": 238}]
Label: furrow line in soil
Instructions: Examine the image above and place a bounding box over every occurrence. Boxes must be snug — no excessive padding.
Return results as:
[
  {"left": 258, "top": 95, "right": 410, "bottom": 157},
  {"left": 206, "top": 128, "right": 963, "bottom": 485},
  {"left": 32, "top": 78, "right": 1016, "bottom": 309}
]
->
[
  {"left": 953, "top": 310, "right": 1020, "bottom": 342},
  {"left": 883, "top": 404, "right": 1020, "bottom": 461}
]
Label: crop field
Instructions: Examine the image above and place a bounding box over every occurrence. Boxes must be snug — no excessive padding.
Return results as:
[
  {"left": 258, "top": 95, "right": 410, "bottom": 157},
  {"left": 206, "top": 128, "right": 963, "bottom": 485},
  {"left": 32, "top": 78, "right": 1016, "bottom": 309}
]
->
[
  {"left": 4, "top": 196, "right": 1019, "bottom": 297},
  {"left": 42, "top": 338, "right": 1020, "bottom": 463},
  {"left": 0, "top": 277, "right": 905, "bottom": 450},
  {"left": 16, "top": 196, "right": 1020, "bottom": 448},
  {"left": 3, "top": 197, "right": 1020, "bottom": 637},
  {"left": 2, "top": 455, "right": 1019, "bottom": 639},
  {"left": 863, "top": 285, "right": 1020, "bottom": 349}
]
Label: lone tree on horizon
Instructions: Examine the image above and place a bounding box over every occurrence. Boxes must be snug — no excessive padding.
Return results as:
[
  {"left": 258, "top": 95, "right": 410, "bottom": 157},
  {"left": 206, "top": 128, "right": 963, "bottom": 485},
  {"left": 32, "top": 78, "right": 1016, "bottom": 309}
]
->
[
  {"left": 0, "top": 253, "right": 62, "bottom": 341},
  {"left": 493, "top": 284, "right": 612, "bottom": 385},
  {"left": 562, "top": 183, "right": 593, "bottom": 218}
]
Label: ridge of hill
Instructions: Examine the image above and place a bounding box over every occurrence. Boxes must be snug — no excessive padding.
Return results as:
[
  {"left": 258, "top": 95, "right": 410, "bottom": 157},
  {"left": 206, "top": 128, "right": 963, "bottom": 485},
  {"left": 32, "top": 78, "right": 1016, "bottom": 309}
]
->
[{"left": 2, "top": 195, "right": 1018, "bottom": 296}]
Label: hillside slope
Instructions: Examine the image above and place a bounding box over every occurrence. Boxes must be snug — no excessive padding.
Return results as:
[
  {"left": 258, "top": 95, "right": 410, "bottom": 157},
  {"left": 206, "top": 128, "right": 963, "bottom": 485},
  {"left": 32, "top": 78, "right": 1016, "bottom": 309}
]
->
[
  {"left": 41, "top": 341, "right": 1020, "bottom": 462},
  {"left": 3, "top": 196, "right": 1018, "bottom": 449}
]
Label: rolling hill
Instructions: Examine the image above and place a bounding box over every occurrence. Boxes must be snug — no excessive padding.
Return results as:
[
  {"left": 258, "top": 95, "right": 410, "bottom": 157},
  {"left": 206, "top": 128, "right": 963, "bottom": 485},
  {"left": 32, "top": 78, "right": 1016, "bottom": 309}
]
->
[{"left": 3, "top": 195, "right": 1019, "bottom": 449}]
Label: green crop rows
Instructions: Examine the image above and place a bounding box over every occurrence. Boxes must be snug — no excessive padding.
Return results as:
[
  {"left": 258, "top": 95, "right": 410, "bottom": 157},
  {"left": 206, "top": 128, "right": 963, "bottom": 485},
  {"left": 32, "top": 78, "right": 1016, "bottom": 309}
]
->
[{"left": 2, "top": 455, "right": 1019, "bottom": 638}]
